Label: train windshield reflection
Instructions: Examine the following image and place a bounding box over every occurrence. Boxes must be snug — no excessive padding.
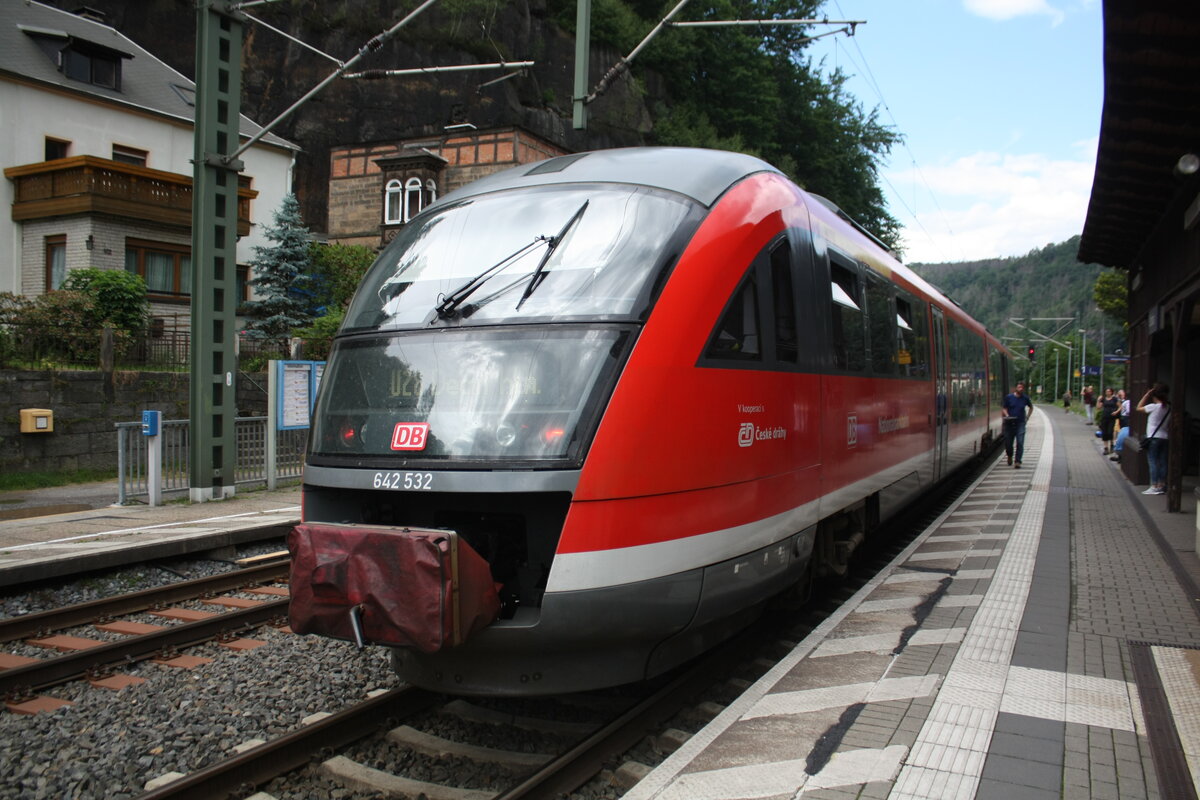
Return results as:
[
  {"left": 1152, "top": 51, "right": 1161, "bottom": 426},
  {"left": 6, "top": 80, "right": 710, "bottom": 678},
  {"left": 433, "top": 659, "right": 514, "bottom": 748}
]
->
[
  {"left": 343, "top": 184, "right": 697, "bottom": 330},
  {"left": 310, "top": 327, "right": 627, "bottom": 463}
]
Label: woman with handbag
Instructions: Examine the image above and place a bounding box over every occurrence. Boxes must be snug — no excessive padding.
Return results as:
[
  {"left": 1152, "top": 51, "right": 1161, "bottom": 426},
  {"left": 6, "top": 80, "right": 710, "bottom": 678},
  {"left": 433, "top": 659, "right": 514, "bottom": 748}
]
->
[{"left": 1136, "top": 383, "right": 1170, "bottom": 495}]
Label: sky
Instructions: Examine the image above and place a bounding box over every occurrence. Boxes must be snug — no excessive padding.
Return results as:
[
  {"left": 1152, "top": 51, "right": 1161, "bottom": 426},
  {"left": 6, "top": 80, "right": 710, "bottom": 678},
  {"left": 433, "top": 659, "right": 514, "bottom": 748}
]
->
[{"left": 804, "top": 0, "right": 1103, "bottom": 264}]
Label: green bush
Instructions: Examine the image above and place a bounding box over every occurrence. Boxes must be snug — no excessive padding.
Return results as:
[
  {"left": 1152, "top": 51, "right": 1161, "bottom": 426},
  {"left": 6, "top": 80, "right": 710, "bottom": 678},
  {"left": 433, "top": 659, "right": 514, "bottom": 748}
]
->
[
  {"left": 61, "top": 268, "right": 149, "bottom": 333},
  {"left": 294, "top": 308, "right": 344, "bottom": 361}
]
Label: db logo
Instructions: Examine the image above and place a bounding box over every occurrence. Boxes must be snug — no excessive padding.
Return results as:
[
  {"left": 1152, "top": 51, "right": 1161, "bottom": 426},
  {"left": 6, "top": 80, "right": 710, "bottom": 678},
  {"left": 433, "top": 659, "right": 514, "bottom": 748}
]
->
[
  {"left": 391, "top": 422, "right": 430, "bottom": 451},
  {"left": 737, "top": 422, "right": 755, "bottom": 448},
  {"left": 847, "top": 414, "right": 858, "bottom": 447}
]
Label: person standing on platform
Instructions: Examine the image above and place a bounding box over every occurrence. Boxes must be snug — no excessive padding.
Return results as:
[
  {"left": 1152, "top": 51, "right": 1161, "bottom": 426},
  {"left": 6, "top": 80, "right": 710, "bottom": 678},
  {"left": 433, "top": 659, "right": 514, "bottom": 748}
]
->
[
  {"left": 1137, "top": 384, "right": 1170, "bottom": 495},
  {"left": 1002, "top": 381, "right": 1034, "bottom": 468},
  {"left": 1099, "top": 387, "right": 1119, "bottom": 455},
  {"left": 1111, "top": 390, "right": 1130, "bottom": 462},
  {"left": 1083, "top": 385, "right": 1095, "bottom": 424},
  {"left": 1063, "top": 389, "right": 1072, "bottom": 413}
]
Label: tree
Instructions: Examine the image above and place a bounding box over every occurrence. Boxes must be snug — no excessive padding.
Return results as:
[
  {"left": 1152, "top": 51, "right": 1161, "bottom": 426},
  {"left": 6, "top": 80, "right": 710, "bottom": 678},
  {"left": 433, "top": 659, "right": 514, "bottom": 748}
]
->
[
  {"left": 1093, "top": 269, "right": 1128, "bottom": 327},
  {"left": 306, "top": 242, "right": 377, "bottom": 313},
  {"left": 292, "top": 242, "right": 378, "bottom": 359},
  {"left": 61, "top": 268, "right": 149, "bottom": 332},
  {"left": 244, "top": 194, "right": 314, "bottom": 338},
  {"left": 637, "top": 0, "right": 903, "bottom": 250}
]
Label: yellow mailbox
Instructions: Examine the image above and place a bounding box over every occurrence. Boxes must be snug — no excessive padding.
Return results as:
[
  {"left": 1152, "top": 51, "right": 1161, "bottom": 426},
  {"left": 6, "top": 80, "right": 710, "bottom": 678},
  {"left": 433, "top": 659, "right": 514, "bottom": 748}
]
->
[{"left": 19, "top": 408, "right": 54, "bottom": 433}]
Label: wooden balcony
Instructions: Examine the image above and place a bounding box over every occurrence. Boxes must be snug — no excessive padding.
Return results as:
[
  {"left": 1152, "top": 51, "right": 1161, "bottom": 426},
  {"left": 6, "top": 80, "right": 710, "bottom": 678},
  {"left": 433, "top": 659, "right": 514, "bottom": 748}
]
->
[{"left": 4, "top": 156, "right": 257, "bottom": 236}]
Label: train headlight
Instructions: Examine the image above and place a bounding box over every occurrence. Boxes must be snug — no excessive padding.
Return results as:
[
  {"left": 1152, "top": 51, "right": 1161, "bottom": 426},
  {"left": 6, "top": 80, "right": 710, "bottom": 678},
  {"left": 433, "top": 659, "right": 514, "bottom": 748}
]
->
[
  {"left": 338, "top": 424, "right": 358, "bottom": 448},
  {"left": 495, "top": 423, "right": 517, "bottom": 448},
  {"left": 543, "top": 427, "right": 565, "bottom": 444}
]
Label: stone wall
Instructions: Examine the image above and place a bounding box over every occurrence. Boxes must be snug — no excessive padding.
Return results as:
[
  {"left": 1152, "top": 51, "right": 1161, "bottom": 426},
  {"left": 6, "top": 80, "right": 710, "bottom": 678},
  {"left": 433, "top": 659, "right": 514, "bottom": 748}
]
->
[{"left": 0, "top": 369, "right": 270, "bottom": 474}]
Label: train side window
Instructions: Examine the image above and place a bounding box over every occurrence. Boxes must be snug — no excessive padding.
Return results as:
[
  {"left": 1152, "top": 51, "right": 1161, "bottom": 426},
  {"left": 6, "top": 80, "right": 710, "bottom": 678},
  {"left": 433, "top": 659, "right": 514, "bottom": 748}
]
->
[
  {"left": 896, "top": 293, "right": 928, "bottom": 378},
  {"left": 770, "top": 242, "right": 798, "bottom": 364},
  {"left": 865, "top": 272, "right": 894, "bottom": 375},
  {"left": 829, "top": 260, "right": 865, "bottom": 371},
  {"left": 705, "top": 271, "right": 761, "bottom": 361}
]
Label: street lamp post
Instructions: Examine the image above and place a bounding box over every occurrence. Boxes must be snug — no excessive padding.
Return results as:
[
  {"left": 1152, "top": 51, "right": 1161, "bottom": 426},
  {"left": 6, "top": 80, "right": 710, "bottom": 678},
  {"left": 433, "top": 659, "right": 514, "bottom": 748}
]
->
[{"left": 1079, "top": 330, "right": 1087, "bottom": 399}]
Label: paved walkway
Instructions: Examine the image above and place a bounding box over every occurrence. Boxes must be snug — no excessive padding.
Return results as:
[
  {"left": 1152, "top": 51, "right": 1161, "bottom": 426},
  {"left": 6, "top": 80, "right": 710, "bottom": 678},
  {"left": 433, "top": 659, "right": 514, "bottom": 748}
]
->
[
  {"left": 627, "top": 407, "right": 1200, "bottom": 800},
  {"left": 0, "top": 485, "right": 301, "bottom": 587}
]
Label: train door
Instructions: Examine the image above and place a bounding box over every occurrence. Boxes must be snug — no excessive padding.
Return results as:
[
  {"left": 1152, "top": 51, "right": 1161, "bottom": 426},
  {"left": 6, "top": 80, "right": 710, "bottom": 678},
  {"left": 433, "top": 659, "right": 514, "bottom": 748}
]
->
[{"left": 931, "top": 306, "right": 949, "bottom": 480}]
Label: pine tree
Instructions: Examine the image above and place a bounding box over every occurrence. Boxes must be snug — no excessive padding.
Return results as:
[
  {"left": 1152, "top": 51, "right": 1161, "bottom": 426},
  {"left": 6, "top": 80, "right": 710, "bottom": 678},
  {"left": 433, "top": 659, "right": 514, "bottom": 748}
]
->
[{"left": 244, "top": 194, "right": 313, "bottom": 338}]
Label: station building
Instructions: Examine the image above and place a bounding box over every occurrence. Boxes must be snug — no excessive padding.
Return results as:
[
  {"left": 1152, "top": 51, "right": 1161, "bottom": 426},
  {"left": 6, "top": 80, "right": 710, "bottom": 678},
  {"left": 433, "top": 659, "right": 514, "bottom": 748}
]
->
[{"left": 1078, "top": 0, "right": 1200, "bottom": 511}]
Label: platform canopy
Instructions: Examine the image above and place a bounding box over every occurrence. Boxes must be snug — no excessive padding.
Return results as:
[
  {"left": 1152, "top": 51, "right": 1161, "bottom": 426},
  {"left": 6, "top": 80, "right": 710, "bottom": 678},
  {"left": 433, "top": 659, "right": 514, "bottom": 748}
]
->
[{"left": 1077, "top": 1, "right": 1200, "bottom": 269}]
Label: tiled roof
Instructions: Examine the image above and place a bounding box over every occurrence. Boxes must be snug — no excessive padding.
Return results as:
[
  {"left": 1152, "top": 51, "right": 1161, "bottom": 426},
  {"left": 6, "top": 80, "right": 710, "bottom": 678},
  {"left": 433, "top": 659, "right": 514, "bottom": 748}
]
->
[{"left": 0, "top": 0, "right": 296, "bottom": 152}]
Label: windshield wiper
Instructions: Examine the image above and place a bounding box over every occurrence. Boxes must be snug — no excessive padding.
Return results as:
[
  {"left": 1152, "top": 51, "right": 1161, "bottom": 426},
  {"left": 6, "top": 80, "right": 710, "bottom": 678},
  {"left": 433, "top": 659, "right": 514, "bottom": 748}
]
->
[
  {"left": 515, "top": 200, "right": 589, "bottom": 311},
  {"left": 435, "top": 237, "right": 548, "bottom": 319}
]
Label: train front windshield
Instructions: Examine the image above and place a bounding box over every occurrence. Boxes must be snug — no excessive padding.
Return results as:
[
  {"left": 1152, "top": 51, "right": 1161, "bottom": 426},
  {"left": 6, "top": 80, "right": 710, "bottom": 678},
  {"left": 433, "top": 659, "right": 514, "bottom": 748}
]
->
[
  {"left": 312, "top": 182, "right": 697, "bottom": 466},
  {"left": 310, "top": 328, "right": 627, "bottom": 464},
  {"left": 341, "top": 183, "right": 698, "bottom": 330}
]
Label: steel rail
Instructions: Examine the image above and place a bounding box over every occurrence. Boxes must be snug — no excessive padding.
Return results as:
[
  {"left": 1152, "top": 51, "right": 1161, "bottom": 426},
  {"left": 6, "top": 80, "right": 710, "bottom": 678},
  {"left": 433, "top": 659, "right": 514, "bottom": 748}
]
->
[
  {"left": 493, "top": 623, "right": 766, "bottom": 800},
  {"left": 135, "top": 686, "right": 443, "bottom": 800},
  {"left": 0, "top": 561, "right": 290, "bottom": 643},
  {"left": 0, "top": 599, "right": 289, "bottom": 697}
]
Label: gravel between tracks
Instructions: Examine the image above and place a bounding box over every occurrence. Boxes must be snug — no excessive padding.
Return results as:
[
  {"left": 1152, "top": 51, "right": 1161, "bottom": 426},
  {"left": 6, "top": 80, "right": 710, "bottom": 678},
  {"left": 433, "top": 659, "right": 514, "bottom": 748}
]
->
[{"left": 0, "top": 546, "right": 397, "bottom": 800}]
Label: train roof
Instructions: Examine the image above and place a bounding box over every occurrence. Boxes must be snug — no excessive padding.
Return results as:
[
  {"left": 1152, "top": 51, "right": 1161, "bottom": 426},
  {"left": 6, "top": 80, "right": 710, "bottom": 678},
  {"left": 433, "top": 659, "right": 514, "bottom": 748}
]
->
[{"left": 431, "top": 147, "right": 780, "bottom": 209}]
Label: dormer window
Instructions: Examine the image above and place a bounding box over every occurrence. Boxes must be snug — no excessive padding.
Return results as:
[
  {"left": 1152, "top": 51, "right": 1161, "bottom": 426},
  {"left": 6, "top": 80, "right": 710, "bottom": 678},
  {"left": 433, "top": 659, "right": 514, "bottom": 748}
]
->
[
  {"left": 22, "top": 26, "right": 132, "bottom": 91},
  {"left": 385, "top": 177, "right": 438, "bottom": 224},
  {"left": 376, "top": 149, "right": 447, "bottom": 230},
  {"left": 63, "top": 44, "right": 119, "bottom": 88}
]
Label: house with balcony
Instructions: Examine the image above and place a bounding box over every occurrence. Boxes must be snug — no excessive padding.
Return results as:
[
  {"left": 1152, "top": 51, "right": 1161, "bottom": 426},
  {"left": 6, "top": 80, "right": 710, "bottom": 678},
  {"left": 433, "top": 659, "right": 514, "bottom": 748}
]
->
[{"left": 0, "top": 0, "right": 297, "bottom": 321}]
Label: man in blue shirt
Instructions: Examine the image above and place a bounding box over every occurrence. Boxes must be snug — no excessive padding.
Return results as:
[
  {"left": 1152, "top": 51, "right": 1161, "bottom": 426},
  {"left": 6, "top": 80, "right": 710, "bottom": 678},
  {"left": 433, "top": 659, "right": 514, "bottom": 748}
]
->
[{"left": 1002, "top": 381, "right": 1034, "bottom": 468}]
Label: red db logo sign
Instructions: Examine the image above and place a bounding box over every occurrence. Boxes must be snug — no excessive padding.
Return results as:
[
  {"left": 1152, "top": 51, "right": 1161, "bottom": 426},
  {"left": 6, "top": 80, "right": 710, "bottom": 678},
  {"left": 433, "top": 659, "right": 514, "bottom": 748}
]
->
[{"left": 390, "top": 422, "right": 429, "bottom": 451}]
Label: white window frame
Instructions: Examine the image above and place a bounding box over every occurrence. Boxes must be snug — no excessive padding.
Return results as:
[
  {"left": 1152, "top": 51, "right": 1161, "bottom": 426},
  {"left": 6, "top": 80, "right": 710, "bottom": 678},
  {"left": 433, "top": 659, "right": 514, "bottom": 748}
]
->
[{"left": 384, "top": 178, "right": 403, "bottom": 225}]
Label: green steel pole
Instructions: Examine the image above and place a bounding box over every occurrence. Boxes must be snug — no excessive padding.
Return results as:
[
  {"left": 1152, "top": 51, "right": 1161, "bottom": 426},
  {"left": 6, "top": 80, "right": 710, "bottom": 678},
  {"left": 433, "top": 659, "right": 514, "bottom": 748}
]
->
[
  {"left": 190, "top": 0, "right": 244, "bottom": 501},
  {"left": 573, "top": 0, "right": 592, "bottom": 130}
]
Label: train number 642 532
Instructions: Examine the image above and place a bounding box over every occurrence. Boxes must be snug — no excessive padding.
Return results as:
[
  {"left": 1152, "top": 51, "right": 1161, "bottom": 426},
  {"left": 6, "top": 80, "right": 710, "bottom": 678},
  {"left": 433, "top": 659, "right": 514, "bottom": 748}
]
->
[{"left": 373, "top": 471, "right": 434, "bottom": 490}]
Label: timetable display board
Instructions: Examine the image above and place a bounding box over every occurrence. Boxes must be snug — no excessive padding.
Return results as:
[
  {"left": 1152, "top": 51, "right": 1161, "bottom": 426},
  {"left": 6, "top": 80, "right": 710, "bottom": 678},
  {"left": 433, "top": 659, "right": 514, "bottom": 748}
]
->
[{"left": 274, "top": 360, "right": 326, "bottom": 430}]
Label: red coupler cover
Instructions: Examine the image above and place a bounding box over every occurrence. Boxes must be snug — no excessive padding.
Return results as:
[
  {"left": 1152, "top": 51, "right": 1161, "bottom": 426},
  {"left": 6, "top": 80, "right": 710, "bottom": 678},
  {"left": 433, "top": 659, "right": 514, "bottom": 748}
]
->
[{"left": 288, "top": 523, "right": 500, "bottom": 653}]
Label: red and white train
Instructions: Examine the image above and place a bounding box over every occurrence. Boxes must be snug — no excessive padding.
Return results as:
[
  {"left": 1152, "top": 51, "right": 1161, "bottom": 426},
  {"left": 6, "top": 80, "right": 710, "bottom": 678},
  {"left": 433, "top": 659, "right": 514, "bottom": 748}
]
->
[{"left": 291, "top": 147, "right": 1008, "bottom": 695}]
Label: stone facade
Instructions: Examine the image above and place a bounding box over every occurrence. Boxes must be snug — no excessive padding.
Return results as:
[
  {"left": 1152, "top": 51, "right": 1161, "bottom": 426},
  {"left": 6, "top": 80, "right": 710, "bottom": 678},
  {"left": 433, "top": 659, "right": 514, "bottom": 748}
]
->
[
  {"left": 0, "top": 369, "right": 270, "bottom": 474},
  {"left": 327, "top": 127, "right": 569, "bottom": 248}
]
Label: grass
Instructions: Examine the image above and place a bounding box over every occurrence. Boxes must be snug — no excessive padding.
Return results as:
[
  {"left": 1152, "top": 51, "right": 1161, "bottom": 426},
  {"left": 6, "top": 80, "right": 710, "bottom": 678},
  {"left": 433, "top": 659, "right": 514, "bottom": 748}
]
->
[{"left": 0, "top": 467, "right": 117, "bottom": 492}]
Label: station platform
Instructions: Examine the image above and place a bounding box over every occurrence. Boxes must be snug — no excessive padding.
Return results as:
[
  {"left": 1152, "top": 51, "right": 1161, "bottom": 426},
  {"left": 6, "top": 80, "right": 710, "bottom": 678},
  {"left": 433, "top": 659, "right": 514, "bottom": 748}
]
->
[
  {"left": 3, "top": 410, "right": 1200, "bottom": 799},
  {"left": 627, "top": 408, "right": 1200, "bottom": 800},
  {"left": 0, "top": 484, "right": 301, "bottom": 587}
]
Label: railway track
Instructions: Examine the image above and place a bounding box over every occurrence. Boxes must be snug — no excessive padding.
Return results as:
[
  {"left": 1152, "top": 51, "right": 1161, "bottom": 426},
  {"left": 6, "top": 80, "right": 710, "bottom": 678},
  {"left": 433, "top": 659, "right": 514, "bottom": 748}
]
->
[
  {"left": 143, "top": 456, "right": 994, "bottom": 800},
  {"left": 134, "top": 625, "right": 761, "bottom": 800},
  {"left": 0, "top": 455, "right": 995, "bottom": 799},
  {"left": 1, "top": 560, "right": 291, "bottom": 702}
]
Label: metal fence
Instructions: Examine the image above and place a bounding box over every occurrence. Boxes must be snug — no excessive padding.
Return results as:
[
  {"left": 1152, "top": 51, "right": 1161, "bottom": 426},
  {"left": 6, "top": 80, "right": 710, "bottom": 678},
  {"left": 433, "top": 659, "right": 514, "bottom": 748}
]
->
[
  {"left": 0, "top": 321, "right": 295, "bottom": 371},
  {"left": 116, "top": 417, "right": 307, "bottom": 503}
]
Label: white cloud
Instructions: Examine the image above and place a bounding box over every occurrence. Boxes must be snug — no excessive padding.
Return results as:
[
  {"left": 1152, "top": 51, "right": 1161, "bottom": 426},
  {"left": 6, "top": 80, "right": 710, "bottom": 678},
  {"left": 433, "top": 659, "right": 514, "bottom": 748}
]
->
[
  {"left": 963, "top": 0, "right": 1065, "bottom": 25},
  {"left": 890, "top": 150, "right": 1096, "bottom": 264}
]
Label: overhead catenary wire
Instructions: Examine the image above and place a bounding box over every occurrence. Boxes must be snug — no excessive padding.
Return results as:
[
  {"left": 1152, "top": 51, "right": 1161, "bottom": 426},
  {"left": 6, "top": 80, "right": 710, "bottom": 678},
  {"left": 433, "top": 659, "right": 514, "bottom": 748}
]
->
[
  {"left": 585, "top": 2, "right": 863, "bottom": 104},
  {"left": 345, "top": 62, "right": 534, "bottom": 79},
  {"left": 829, "top": 0, "right": 965, "bottom": 263},
  {"left": 227, "top": 0, "right": 443, "bottom": 162}
]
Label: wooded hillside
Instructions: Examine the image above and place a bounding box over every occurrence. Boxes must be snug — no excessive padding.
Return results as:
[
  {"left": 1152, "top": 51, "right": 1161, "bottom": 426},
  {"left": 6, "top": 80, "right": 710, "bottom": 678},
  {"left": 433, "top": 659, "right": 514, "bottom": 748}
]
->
[{"left": 912, "top": 236, "right": 1124, "bottom": 356}]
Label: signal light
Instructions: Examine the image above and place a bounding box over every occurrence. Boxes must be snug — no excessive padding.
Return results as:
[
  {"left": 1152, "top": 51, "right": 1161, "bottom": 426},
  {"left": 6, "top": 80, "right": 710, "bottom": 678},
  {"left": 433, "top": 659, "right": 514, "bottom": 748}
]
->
[{"left": 1027, "top": 346, "right": 1036, "bottom": 362}]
